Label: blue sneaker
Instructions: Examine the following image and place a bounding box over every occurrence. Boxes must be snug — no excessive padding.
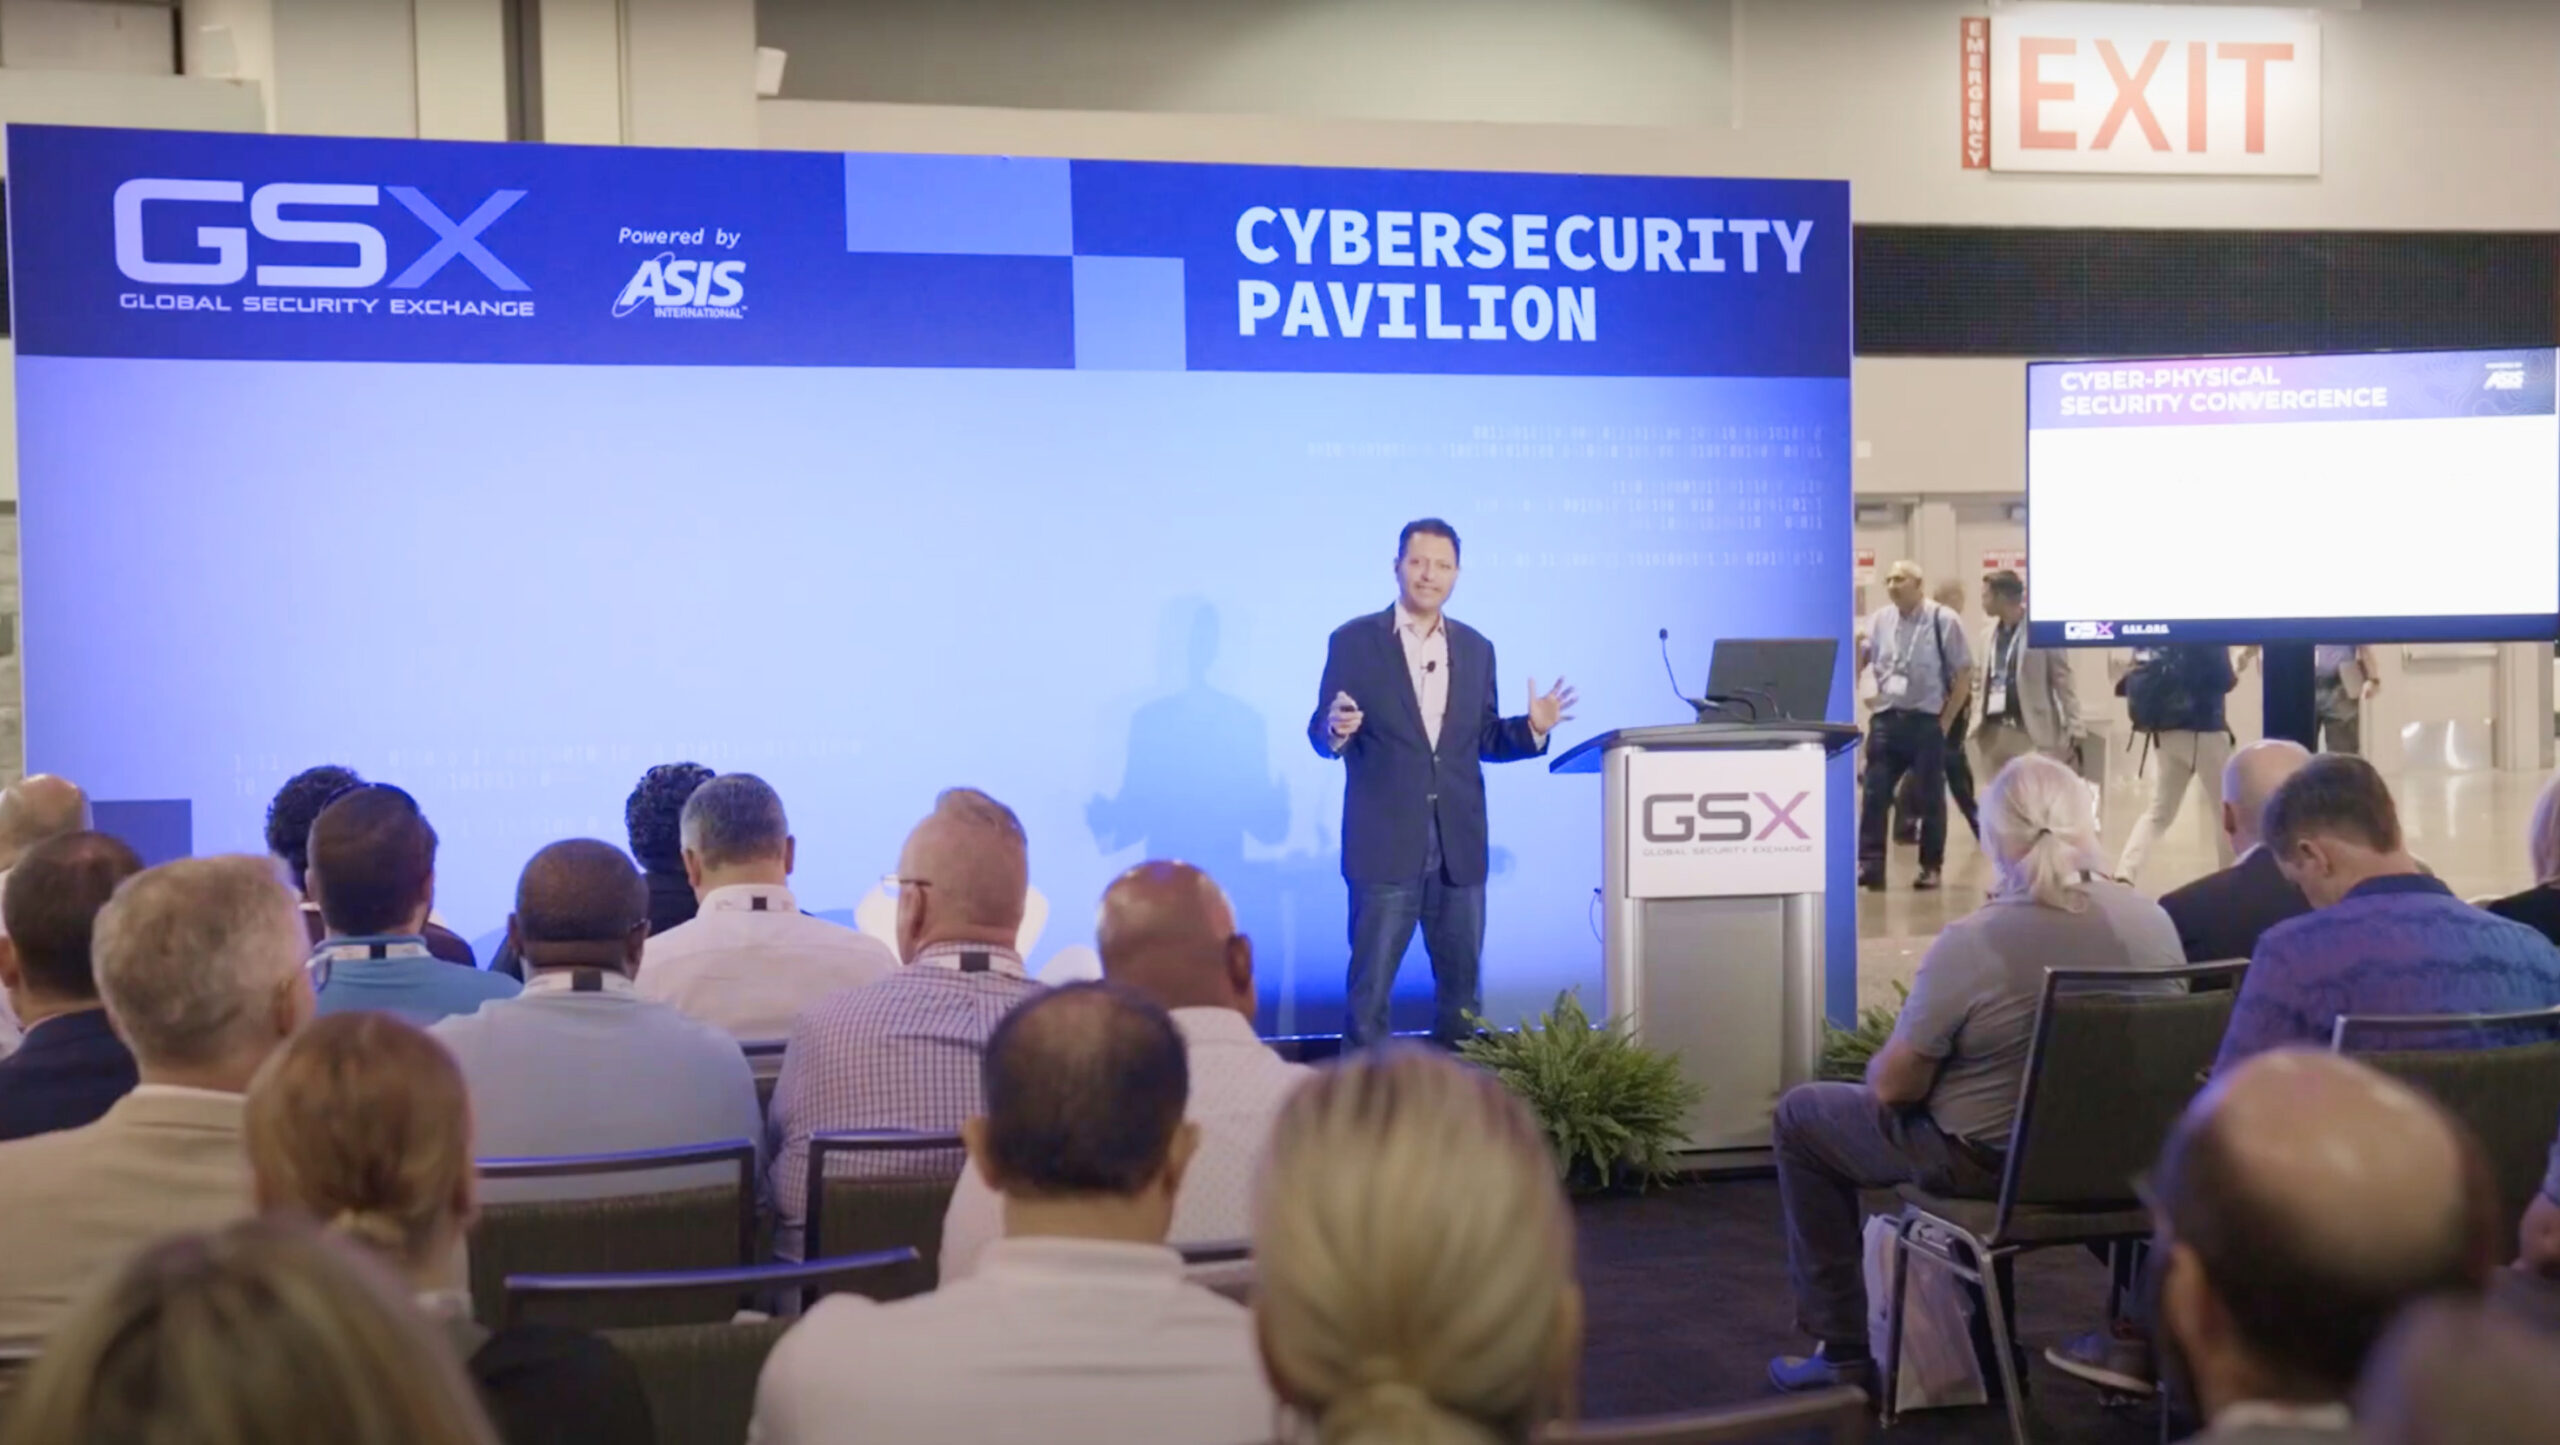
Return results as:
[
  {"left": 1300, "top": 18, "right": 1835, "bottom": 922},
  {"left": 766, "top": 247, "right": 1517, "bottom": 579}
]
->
[{"left": 1769, "top": 1349, "right": 1877, "bottom": 1396}]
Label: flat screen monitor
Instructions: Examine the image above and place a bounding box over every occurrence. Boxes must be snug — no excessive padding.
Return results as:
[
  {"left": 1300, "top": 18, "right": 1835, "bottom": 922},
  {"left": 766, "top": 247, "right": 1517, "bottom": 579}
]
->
[
  {"left": 2026, "top": 347, "right": 2560, "bottom": 646},
  {"left": 1706, "top": 638, "right": 1839, "bottom": 722}
]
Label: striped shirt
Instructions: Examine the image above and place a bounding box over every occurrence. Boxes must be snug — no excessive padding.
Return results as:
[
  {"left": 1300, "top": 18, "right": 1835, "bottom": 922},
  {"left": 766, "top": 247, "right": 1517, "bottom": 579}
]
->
[{"left": 766, "top": 942, "right": 1043, "bottom": 1255}]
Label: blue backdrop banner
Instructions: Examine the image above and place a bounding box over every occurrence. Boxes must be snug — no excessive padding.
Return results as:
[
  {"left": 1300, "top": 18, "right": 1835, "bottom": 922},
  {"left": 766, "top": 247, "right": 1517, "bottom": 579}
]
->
[{"left": 8, "top": 124, "right": 1856, "bottom": 1033}]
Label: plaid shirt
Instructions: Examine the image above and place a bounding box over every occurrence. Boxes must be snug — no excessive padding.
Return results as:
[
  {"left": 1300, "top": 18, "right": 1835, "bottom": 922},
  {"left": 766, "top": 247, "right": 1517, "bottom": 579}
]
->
[{"left": 767, "top": 941, "right": 1044, "bottom": 1253}]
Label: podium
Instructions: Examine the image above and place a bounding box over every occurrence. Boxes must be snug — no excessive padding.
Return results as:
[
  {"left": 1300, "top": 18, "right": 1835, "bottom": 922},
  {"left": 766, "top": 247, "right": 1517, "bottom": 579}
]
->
[{"left": 1550, "top": 721, "right": 1861, "bottom": 1159}]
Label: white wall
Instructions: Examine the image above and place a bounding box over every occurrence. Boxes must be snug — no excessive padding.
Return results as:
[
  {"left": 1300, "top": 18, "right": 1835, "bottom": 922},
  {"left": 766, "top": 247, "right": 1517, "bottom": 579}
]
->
[{"left": 757, "top": 0, "right": 1736, "bottom": 129}]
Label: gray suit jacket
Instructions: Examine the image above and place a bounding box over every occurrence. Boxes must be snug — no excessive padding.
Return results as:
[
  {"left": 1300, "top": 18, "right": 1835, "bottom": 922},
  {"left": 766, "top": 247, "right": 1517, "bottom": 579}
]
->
[
  {"left": 0, "top": 1088, "right": 254, "bottom": 1360},
  {"left": 1980, "top": 622, "right": 2081, "bottom": 754}
]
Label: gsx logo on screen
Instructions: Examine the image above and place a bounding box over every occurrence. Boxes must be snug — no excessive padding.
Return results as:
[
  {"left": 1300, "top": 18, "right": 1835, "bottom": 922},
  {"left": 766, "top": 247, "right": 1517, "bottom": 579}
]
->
[
  {"left": 111, "top": 178, "right": 535, "bottom": 319},
  {"left": 612, "top": 254, "right": 747, "bottom": 320}
]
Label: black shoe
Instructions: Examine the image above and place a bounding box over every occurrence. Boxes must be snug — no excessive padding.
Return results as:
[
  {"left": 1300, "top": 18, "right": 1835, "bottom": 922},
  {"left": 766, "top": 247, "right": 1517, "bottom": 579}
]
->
[
  {"left": 1859, "top": 868, "right": 1886, "bottom": 892},
  {"left": 1913, "top": 867, "right": 1942, "bottom": 891}
]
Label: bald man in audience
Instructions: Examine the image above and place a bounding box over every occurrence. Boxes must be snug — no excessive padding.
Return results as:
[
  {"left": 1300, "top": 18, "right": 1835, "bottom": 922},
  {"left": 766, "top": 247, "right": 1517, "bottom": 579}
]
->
[
  {"left": 2158, "top": 740, "right": 2315, "bottom": 966},
  {"left": 0, "top": 832, "right": 146, "bottom": 1140},
  {"left": 0, "top": 856, "right": 314, "bottom": 1365},
  {"left": 2148, "top": 1051, "right": 2491, "bottom": 1443},
  {"left": 938, "top": 861, "right": 1311, "bottom": 1280},
  {"left": 0, "top": 774, "right": 90, "bottom": 1056},
  {"left": 433, "top": 839, "right": 762, "bottom": 1205},
  {"left": 768, "top": 787, "right": 1045, "bottom": 1256}
]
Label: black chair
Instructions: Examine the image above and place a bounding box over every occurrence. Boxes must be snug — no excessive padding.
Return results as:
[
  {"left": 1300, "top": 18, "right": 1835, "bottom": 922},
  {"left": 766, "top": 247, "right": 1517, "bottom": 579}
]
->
[
  {"left": 573, "top": 1253, "right": 916, "bottom": 1445},
  {"left": 804, "top": 1131, "right": 964, "bottom": 1302},
  {"left": 1549, "top": 1385, "right": 1868, "bottom": 1444},
  {"left": 469, "top": 1140, "right": 758, "bottom": 1330},
  {"left": 1174, "top": 1238, "right": 1252, "bottom": 1267},
  {"left": 1882, "top": 961, "right": 2245, "bottom": 1445},
  {"left": 741, "top": 1039, "right": 788, "bottom": 1112},
  {"left": 2332, "top": 1007, "right": 2560, "bottom": 1245}
]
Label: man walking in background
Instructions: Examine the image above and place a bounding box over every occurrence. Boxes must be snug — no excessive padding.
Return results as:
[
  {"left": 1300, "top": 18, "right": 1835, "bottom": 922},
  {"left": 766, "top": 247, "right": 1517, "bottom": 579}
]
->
[
  {"left": 2314, "top": 645, "right": 2379, "bottom": 756},
  {"left": 1970, "top": 569, "right": 2080, "bottom": 782},
  {"left": 1857, "top": 561, "right": 1973, "bottom": 892},
  {"left": 2117, "top": 643, "right": 2241, "bottom": 884},
  {"left": 1311, "top": 519, "right": 1572, "bottom": 1047}
]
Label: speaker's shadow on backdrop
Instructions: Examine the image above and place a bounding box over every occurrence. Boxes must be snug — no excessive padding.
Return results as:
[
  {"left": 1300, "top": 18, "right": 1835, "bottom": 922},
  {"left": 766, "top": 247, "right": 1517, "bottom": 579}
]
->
[{"left": 1087, "top": 597, "right": 1386, "bottom": 1036}]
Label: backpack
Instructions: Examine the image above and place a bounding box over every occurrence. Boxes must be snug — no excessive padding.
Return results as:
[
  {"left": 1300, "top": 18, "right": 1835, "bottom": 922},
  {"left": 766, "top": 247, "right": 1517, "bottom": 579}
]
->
[{"left": 2123, "top": 650, "right": 2196, "bottom": 734}]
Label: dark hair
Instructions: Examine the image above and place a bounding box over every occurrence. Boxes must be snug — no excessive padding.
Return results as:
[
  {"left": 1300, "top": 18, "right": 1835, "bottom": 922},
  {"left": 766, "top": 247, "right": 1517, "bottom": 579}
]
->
[
  {"left": 266, "top": 766, "right": 362, "bottom": 887},
  {"left": 624, "top": 762, "right": 714, "bottom": 873},
  {"left": 979, "top": 983, "right": 1189, "bottom": 1199},
  {"left": 513, "top": 839, "right": 647, "bottom": 945},
  {"left": 1984, "top": 569, "right": 2025, "bottom": 604},
  {"left": 2263, "top": 753, "right": 2402, "bottom": 856},
  {"left": 3, "top": 831, "right": 145, "bottom": 1000},
  {"left": 1397, "top": 518, "right": 1461, "bottom": 563},
  {"left": 2158, "top": 1104, "right": 2487, "bottom": 1398},
  {"left": 306, "top": 785, "right": 438, "bottom": 937}
]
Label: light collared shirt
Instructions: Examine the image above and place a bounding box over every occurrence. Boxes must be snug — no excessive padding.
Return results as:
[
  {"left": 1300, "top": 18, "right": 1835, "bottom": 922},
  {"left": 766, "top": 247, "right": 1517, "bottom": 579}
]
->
[
  {"left": 430, "top": 967, "right": 764, "bottom": 1205},
  {"left": 938, "top": 1007, "right": 1312, "bottom": 1282},
  {"left": 1395, "top": 601, "right": 1452, "bottom": 749},
  {"left": 767, "top": 941, "right": 1044, "bottom": 1256},
  {"left": 637, "top": 883, "right": 897, "bottom": 1042},
  {"left": 312, "top": 935, "right": 518, "bottom": 1027},
  {"left": 1865, "top": 599, "right": 1972, "bottom": 716},
  {"left": 749, "top": 1236, "right": 1273, "bottom": 1445}
]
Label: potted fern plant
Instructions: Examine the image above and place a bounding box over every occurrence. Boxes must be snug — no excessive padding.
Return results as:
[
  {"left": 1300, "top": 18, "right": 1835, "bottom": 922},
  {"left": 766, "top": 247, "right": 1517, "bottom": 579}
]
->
[
  {"left": 1459, "top": 991, "right": 1705, "bottom": 1193},
  {"left": 1819, "top": 981, "right": 1909, "bottom": 1082}
]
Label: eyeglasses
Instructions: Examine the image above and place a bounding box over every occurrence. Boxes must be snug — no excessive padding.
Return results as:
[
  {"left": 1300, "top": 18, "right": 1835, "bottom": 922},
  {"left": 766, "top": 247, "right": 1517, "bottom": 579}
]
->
[{"left": 306, "top": 950, "right": 334, "bottom": 993}]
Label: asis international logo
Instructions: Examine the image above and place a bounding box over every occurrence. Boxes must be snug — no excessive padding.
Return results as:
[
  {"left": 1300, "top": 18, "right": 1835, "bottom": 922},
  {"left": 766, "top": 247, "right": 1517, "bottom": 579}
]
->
[
  {"left": 1639, "top": 790, "right": 1814, "bottom": 847},
  {"left": 110, "top": 178, "right": 534, "bottom": 318},
  {"left": 613, "top": 253, "right": 746, "bottom": 320},
  {"left": 2064, "top": 620, "right": 2117, "bottom": 641}
]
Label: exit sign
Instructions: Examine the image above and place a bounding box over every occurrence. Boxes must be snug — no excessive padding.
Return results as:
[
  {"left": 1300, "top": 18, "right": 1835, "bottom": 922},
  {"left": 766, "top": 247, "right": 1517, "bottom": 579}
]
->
[{"left": 1984, "top": 4, "right": 2320, "bottom": 176}]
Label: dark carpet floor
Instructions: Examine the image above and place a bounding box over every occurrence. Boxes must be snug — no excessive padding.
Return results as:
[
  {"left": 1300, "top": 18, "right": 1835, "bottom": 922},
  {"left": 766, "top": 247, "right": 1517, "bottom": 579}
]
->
[{"left": 1573, "top": 1176, "right": 2159, "bottom": 1443}]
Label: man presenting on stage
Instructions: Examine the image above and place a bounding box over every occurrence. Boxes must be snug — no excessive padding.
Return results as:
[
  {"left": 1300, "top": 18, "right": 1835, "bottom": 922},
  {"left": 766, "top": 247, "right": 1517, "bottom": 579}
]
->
[{"left": 1311, "top": 519, "right": 1574, "bottom": 1047}]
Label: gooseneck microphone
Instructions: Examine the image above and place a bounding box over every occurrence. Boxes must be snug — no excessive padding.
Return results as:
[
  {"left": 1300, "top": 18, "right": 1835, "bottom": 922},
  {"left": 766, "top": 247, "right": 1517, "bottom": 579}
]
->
[{"left": 1658, "top": 628, "right": 1692, "bottom": 709}]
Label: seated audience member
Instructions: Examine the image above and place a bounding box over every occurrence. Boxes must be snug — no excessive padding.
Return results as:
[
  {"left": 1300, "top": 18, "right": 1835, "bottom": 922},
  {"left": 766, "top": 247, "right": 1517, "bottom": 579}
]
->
[
  {"left": 2486, "top": 772, "right": 2560, "bottom": 948},
  {"left": 1255, "top": 1046, "right": 1581, "bottom": 1444},
  {"left": 769, "top": 787, "right": 1044, "bottom": 1254},
  {"left": 0, "top": 774, "right": 92, "bottom": 1058},
  {"left": 635, "top": 773, "right": 894, "bottom": 1040},
  {"left": 2, "top": 1218, "right": 503, "bottom": 1445},
  {"left": 751, "top": 984, "right": 1271, "bottom": 1445},
  {"left": 0, "top": 855, "right": 314, "bottom": 1361},
  {"left": 2501, "top": 1121, "right": 2560, "bottom": 1335},
  {"left": 1770, "top": 753, "right": 2184, "bottom": 1392},
  {"left": 2358, "top": 1298, "right": 2560, "bottom": 1445},
  {"left": 269, "top": 764, "right": 479, "bottom": 968},
  {"left": 2159, "top": 739, "right": 2315, "bottom": 965},
  {"left": 2150, "top": 1051, "right": 2492, "bottom": 1443},
  {"left": 628, "top": 761, "right": 716, "bottom": 936},
  {"left": 247, "top": 1012, "right": 653, "bottom": 1445},
  {"left": 307, "top": 785, "right": 517, "bottom": 1026},
  {"left": 2219, "top": 756, "right": 2560, "bottom": 1070},
  {"left": 0, "top": 832, "right": 146, "bottom": 1140},
  {"left": 432, "top": 840, "right": 761, "bottom": 1203},
  {"left": 941, "top": 860, "right": 1310, "bottom": 1279}
]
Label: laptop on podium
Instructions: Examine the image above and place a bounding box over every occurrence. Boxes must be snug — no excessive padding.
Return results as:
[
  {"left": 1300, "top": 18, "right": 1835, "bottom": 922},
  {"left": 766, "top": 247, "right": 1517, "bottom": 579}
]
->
[{"left": 1704, "top": 638, "right": 1838, "bottom": 723}]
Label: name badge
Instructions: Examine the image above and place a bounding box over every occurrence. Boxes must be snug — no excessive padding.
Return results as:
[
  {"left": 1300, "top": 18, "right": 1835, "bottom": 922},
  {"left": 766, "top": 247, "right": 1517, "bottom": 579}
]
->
[
  {"left": 1881, "top": 674, "right": 1909, "bottom": 701},
  {"left": 1984, "top": 677, "right": 2008, "bottom": 716}
]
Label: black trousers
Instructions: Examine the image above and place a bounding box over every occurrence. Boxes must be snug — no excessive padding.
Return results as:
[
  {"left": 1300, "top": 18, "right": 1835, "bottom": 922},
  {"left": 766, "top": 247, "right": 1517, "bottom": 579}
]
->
[
  {"left": 1862, "top": 709, "right": 1948, "bottom": 870},
  {"left": 1898, "top": 704, "right": 1978, "bottom": 840}
]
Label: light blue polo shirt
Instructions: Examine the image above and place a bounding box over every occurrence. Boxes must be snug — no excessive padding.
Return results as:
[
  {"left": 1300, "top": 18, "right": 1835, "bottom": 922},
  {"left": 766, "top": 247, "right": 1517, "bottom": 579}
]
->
[{"left": 311, "top": 936, "right": 519, "bottom": 1027}]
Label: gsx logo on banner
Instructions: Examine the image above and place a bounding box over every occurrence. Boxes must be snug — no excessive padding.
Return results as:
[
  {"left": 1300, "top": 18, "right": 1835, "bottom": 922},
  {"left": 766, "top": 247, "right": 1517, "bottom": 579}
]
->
[
  {"left": 1640, "top": 790, "right": 1813, "bottom": 845},
  {"left": 111, "top": 179, "right": 535, "bottom": 318},
  {"left": 613, "top": 253, "right": 746, "bottom": 320}
]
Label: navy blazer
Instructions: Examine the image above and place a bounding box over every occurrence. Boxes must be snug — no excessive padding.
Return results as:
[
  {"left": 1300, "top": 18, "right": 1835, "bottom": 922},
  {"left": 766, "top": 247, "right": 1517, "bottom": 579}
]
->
[
  {"left": 1310, "top": 606, "right": 1546, "bottom": 885},
  {"left": 0, "top": 1006, "right": 138, "bottom": 1142}
]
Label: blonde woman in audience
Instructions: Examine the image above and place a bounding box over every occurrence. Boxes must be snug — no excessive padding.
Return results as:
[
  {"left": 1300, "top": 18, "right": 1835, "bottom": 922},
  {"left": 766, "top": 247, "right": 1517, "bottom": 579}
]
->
[
  {"left": 1254, "top": 1045, "right": 1581, "bottom": 1444},
  {"left": 0, "top": 1217, "right": 499, "bottom": 1445},
  {"left": 2484, "top": 771, "right": 2560, "bottom": 948},
  {"left": 243, "top": 1012, "right": 652, "bottom": 1445}
]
